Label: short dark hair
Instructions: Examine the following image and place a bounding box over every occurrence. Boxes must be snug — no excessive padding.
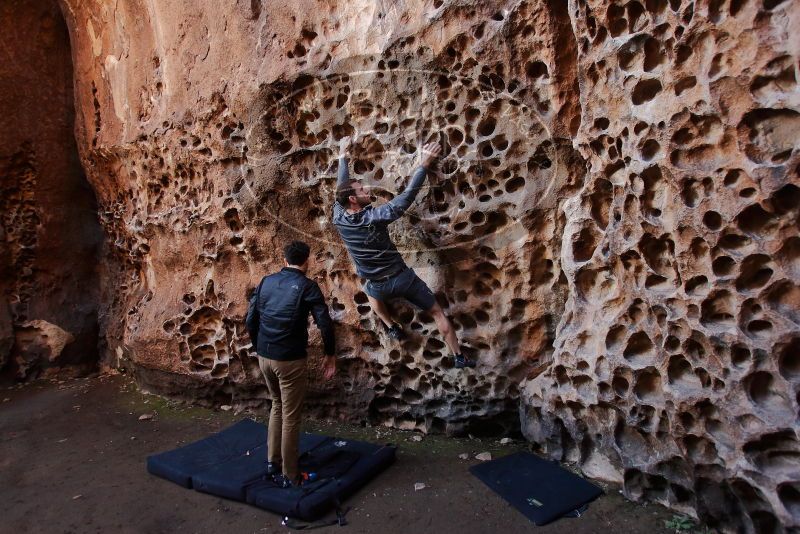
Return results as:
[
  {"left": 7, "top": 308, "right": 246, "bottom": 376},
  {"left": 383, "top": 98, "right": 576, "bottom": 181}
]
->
[
  {"left": 336, "top": 179, "right": 359, "bottom": 206},
  {"left": 284, "top": 240, "right": 310, "bottom": 265}
]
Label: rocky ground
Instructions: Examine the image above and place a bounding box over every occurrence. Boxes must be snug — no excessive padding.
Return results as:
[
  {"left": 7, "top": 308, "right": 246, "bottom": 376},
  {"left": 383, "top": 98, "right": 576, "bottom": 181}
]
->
[{"left": 0, "top": 373, "right": 687, "bottom": 534}]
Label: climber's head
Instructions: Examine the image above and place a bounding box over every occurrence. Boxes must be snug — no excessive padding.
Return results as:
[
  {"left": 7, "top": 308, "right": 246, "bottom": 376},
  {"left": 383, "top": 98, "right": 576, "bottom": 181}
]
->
[{"left": 336, "top": 179, "right": 372, "bottom": 211}]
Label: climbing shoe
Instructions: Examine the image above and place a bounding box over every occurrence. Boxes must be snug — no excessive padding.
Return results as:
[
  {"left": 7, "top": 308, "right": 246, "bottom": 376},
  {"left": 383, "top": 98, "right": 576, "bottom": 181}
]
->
[
  {"left": 266, "top": 461, "right": 281, "bottom": 476},
  {"left": 454, "top": 354, "right": 477, "bottom": 369},
  {"left": 385, "top": 323, "right": 406, "bottom": 341},
  {"left": 272, "top": 473, "right": 296, "bottom": 488}
]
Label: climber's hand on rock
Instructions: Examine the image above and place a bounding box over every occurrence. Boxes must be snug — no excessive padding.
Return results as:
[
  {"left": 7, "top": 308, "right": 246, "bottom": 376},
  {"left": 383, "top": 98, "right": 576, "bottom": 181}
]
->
[
  {"left": 323, "top": 355, "right": 336, "bottom": 380},
  {"left": 339, "top": 135, "right": 355, "bottom": 157},
  {"left": 420, "top": 142, "right": 442, "bottom": 169}
]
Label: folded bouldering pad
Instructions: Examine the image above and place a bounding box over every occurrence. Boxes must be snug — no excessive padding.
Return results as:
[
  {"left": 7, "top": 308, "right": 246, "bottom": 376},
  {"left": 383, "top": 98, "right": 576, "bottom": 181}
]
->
[
  {"left": 146, "top": 418, "right": 267, "bottom": 488},
  {"left": 469, "top": 451, "right": 602, "bottom": 525},
  {"left": 146, "top": 419, "right": 397, "bottom": 521},
  {"left": 247, "top": 438, "right": 397, "bottom": 520},
  {"left": 192, "top": 433, "right": 330, "bottom": 501}
]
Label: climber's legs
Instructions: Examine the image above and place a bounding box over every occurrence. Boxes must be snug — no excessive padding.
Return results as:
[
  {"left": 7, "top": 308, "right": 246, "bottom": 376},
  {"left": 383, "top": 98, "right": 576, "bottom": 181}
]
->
[
  {"left": 367, "top": 294, "right": 393, "bottom": 328},
  {"left": 364, "top": 267, "right": 475, "bottom": 367},
  {"left": 426, "top": 302, "right": 460, "bottom": 357},
  {"left": 364, "top": 267, "right": 435, "bottom": 330},
  {"left": 383, "top": 269, "right": 462, "bottom": 357}
]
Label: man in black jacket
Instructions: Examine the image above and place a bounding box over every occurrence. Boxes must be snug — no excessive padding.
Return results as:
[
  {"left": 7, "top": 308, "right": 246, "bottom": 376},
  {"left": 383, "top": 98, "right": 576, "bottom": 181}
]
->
[{"left": 246, "top": 240, "right": 336, "bottom": 487}]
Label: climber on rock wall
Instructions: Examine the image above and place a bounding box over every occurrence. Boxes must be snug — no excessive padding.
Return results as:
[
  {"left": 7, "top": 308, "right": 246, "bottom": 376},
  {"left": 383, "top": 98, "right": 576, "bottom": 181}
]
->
[{"left": 332, "top": 135, "right": 477, "bottom": 369}]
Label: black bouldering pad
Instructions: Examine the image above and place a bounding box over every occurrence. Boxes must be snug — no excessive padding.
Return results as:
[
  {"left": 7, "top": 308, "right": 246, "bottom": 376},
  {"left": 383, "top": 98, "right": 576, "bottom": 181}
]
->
[
  {"left": 146, "top": 418, "right": 267, "bottom": 488},
  {"left": 191, "top": 433, "right": 330, "bottom": 501},
  {"left": 469, "top": 451, "right": 603, "bottom": 525},
  {"left": 146, "top": 419, "right": 397, "bottom": 521},
  {"left": 247, "top": 437, "right": 397, "bottom": 520}
]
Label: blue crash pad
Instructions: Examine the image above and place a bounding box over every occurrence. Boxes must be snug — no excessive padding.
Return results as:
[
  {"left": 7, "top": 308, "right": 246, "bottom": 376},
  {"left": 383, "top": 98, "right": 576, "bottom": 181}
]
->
[
  {"left": 192, "top": 433, "right": 330, "bottom": 501},
  {"left": 146, "top": 419, "right": 397, "bottom": 521},
  {"left": 247, "top": 437, "right": 397, "bottom": 520},
  {"left": 146, "top": 418, "right": 267, "bottom": 488},
  {"left": 469, "top": 451, "right": 603, "bottom": 525}
]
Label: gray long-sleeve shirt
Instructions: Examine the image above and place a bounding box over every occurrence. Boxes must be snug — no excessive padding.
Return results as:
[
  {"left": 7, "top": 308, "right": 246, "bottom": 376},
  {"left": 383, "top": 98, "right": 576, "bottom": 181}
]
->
[{"left": 332, "top": 156, "right": 428, "bottom": 280}]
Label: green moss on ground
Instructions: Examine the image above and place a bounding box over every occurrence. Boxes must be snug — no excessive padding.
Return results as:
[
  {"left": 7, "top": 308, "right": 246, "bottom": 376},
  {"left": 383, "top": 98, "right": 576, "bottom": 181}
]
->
[{"left": 117, "top": 375, "right": 531, "bottom": 460}]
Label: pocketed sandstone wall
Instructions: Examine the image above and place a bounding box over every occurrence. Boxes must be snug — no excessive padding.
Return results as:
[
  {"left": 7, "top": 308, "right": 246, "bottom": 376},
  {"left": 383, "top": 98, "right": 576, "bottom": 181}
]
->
[
  {"left": 0, "top": 0, "right": 103, "bottom": 379},
  {"left": 521, "top": 1, "right": 800, "bottom": 530},
  {"left": 59, "top": 0, "right": 580, "bottom": 426}
]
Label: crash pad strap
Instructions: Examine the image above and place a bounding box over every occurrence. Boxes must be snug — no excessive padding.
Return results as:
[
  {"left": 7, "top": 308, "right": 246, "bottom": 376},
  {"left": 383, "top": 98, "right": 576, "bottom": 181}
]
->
[{"left": 282, "top": 501, "right": 350, "bottom": 530}]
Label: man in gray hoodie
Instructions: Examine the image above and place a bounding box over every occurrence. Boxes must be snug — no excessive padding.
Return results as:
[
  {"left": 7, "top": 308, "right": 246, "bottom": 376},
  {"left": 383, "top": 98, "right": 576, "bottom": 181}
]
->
[{"left": 332, "top": 136, "right": 476, "bottom": 369}]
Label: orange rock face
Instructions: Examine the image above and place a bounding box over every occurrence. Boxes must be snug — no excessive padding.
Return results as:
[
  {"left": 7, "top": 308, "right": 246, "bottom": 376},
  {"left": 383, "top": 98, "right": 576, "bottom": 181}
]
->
[
  {"left": 4, "top": 0, "right": 796, "bottom": 529},
  {"left": 0, "top": 0, "right": 103, "bottom": 379}
]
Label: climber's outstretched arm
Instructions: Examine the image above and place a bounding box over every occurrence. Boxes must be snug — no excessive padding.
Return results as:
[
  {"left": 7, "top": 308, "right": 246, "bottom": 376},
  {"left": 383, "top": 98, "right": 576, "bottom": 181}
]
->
[
  {"left": 371, "top": 142, "right": 442, "bottom": 224},
  {"left": 337, "top": 136, "right": 354, "bottom": 188}
]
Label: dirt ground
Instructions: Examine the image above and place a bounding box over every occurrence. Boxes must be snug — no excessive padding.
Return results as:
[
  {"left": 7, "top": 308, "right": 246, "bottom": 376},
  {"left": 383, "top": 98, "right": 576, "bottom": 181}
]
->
[{"left": 0, "top": 373, "right": 683, "bottom": 534}]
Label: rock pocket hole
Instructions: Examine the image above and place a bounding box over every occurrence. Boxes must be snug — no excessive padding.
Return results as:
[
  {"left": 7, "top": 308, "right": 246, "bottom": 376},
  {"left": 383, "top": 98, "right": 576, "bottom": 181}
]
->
[{"left": 631, "top": 79, "right": 662, "bottom": 105}]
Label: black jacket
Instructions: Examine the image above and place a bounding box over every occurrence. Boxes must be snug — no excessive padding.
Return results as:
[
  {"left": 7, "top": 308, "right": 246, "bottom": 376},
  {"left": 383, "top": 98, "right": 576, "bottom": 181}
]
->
[{"left": 246, "top": 267, "right": 335, "bottom": 360}]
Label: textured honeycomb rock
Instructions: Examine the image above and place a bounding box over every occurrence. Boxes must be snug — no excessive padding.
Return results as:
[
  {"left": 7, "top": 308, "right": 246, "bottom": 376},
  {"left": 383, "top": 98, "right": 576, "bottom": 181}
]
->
[
  {"left": 13, "top": 320, "right": 75, "bottom": 379},
  {"left": 5, "top": 0, "right": 795, "bottom": 530},
  {"left": 0, "top": 0, "right": 103, "bottom": 379},
  {"left": 521, "top": 0, "right": 800, "bottom": 531},
  {"left": 0, "top": 295, "right": 11, "bottom": 371},
  {"left": 59, "top": 0, "right": 580, "bottom": 429}
]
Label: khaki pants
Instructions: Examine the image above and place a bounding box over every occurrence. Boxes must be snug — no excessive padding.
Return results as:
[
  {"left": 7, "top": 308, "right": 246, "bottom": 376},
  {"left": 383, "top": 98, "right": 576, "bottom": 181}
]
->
[{"left": 258, "top": 357, "right": 308, "bottom": 482}]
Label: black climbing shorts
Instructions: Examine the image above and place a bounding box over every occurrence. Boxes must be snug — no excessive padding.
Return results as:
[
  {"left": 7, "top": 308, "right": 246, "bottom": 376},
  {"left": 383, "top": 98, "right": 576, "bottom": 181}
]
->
[{"left": 363, "top": 267, "right": 437, "bottom": 311}]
